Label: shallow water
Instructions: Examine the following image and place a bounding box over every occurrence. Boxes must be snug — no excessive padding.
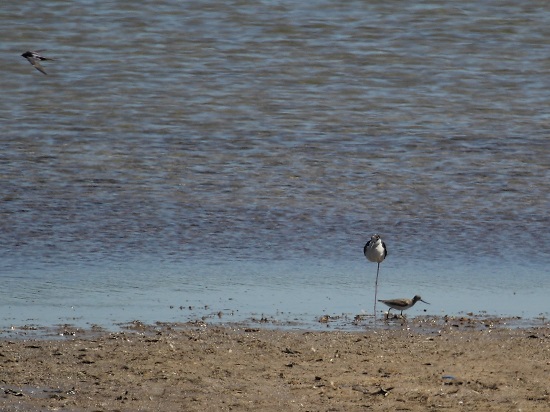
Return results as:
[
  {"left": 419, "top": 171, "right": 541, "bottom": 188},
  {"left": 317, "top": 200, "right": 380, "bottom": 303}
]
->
[{"left": 1, "top": 0, "right": 549, "bottom": 330}]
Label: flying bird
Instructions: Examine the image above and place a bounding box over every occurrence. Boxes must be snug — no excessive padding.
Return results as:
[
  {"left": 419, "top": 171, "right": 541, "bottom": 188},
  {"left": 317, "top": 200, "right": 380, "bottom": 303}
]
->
[{"left": 21, "top": 50, "right": 54, "bottom": 75}]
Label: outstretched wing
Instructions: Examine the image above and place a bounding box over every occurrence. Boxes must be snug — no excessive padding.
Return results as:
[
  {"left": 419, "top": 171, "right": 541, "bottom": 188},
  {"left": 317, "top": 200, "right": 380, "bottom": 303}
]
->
[{"left": 25, "top": 56, "right": 48, "bottom": 75}]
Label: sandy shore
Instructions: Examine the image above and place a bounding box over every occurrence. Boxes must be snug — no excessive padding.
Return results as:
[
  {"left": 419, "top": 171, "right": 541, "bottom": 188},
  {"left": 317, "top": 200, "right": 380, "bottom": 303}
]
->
[{"left": 1, "top": 319, "right": 549, "bottom": 411}]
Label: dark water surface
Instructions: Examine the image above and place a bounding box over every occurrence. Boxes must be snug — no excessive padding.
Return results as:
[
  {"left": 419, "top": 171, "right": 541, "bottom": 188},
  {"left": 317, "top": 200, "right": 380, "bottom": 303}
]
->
[{"left": 1, "top": 0, "right": 549, "bottom": 330}]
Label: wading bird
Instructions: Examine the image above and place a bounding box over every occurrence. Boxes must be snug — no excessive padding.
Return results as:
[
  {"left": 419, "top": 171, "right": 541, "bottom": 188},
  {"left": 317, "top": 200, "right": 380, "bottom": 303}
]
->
[
  {"left": 364, "top": 234, "right": 387, "bottom": 318},
  {"left": 378, "top": 295, "right": 430, "bottom": 317}
]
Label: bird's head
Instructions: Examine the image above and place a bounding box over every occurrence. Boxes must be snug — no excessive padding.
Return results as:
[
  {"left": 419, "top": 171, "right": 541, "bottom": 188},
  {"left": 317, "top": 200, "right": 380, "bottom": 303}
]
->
[{"left": 413, "top": 295, "right": 430, "bottom": 305}]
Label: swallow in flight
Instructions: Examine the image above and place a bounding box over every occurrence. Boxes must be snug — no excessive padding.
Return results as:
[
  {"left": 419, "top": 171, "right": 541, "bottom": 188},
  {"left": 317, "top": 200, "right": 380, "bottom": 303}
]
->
[{"left": 21, "top": 50, "right": 54, "bottom": 75}]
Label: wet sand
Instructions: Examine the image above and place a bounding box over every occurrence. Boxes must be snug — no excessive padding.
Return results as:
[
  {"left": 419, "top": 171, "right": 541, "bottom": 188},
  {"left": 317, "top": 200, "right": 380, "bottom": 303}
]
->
[{"left": 1, "top": 319, "right": 549, "bottom": 411}]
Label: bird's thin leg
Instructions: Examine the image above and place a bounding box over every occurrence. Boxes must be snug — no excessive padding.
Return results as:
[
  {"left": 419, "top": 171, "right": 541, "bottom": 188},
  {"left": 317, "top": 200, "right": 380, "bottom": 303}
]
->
[{"left": 373, "top": 262, "right": 380, "bottom": 319}]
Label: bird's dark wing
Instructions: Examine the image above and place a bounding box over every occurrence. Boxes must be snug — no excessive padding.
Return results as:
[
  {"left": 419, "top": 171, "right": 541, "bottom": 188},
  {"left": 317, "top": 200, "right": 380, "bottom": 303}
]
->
[
  {"left": 26, "top": 57, "right": 48, "bottom": 75},
  {"left": 382, "top": 241, "right": 387, "bottom": 258},
  {"left": 363, "top": 241, "right": 370, "bottom": 256}
]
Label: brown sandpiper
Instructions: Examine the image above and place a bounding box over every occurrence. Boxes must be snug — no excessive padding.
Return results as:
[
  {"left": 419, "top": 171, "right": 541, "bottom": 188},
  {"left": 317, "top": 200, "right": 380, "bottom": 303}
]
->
[{"left": 378, "top": 295, "right": 429, "bottom": 317}]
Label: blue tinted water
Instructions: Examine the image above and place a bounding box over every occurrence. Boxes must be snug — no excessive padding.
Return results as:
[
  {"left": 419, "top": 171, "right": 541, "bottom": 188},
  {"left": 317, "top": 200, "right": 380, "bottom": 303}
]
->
[{"left": 1, "top": 0, "right": 549, "bottom": 331}]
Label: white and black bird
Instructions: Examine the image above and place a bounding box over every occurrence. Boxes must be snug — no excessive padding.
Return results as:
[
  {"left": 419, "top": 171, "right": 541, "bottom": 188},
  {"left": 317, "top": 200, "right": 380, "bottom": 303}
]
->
[
  {"left": 364, "top": 234, "right": 387, "bottom": 317},
  {"left": 21, "top": 50, "right": 54, "bottom": 75},
  {"left": 378, "top": 295, "right": 430, "bottom": 317},
  {"left": 364, "top": 234, "right": 387, "bottom": 265}
]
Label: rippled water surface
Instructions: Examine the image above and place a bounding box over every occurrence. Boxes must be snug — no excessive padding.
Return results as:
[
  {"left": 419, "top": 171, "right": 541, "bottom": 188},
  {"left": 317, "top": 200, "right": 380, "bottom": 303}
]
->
[{"left": 1, "top": 0, "right": 549, "bottom": 330}]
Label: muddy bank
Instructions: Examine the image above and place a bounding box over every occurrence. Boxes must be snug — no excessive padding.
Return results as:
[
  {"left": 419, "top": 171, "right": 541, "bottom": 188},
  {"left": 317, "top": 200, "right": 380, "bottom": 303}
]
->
[{"left": 1, "top": 322, "right": 549, "bottom": 411}]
